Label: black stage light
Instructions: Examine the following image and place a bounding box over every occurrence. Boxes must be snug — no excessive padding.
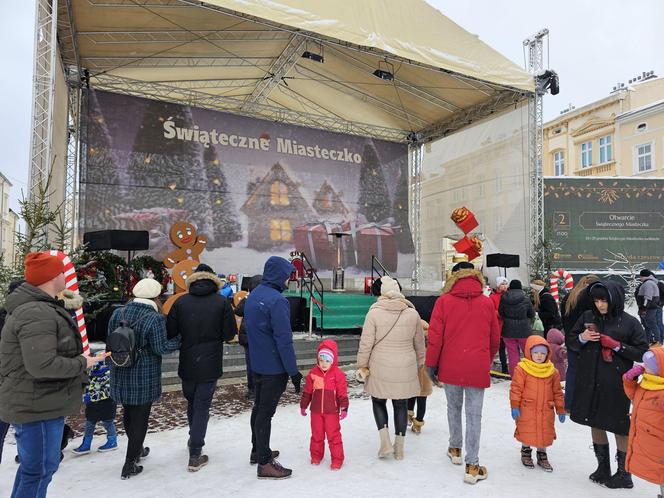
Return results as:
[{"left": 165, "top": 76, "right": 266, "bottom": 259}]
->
[
  {"left": 373, "top": 69, "right": 394, "bottom": 81},
  {"left": 301, "top": 50, "right": 324, "bottom": 63}
]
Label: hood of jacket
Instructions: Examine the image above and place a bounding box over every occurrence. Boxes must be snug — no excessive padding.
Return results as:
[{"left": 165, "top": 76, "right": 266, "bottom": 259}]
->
[
  {"left": 317, "top": 339, "right": 339, "bottom": 370},
  {"left": 59, "top": 289, "right": 83, "bottom": 310},
  {"left": 442, "top": 268, "right": 485, "bottom": 297},
  {"left": 546, "top": 328, "right": 564, "bottom": 345},
  {"left": 524, "top": 335, "right": 551, "bottom": 362},
  {"left": 187, "top": 271, "right": 223, "bottom": 296},
  {"left": 370, "top": 295, "right": 415, "bottom": 313},
  {"left": 5, "top": 282, "right": 58, "bottom": 314},
  {"left": 587, "top": 280, "right": 625, "bottom": 316},
  {"left": 261, "top": 256, "right": 295, "bottom": 292}
]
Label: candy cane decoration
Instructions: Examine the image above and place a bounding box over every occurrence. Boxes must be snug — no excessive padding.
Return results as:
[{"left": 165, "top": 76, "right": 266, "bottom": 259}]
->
[
  {"left": 550, "top": 269, "right": 574, "bottom": 304},
  {"left": 49, "top": 250, "right": 90, "bottom": 354}
]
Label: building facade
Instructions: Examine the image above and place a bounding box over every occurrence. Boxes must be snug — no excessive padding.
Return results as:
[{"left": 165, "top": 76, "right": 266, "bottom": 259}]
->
[
  {"left": 543, "top": 77, "right": 664, "bottom": 178},
  {"left": 0, "top": 173, "right": 17, "bottom": 264}
]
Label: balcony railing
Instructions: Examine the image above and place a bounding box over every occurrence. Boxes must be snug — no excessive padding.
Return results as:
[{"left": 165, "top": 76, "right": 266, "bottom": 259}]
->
[{"left": 574, "top": 161, "right": 616, "bottom": 176}]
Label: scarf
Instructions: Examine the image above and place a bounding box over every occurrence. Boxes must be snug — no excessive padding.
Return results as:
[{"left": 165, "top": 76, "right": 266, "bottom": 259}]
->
[
  {"left": 133, "top": 298, "right": 158, "bottom": 312},
  {"left": 518, "top": 358, "right": 556, "bottom": 378},
  {"left": 639, "top": 373, "right": 664, "bottom": 391}
]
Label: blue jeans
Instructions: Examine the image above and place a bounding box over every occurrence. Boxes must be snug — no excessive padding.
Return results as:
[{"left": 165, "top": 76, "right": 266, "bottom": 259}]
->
[
  {"left": 83, "top": 419, "right": 117, "bottom": 438},
  {"left": 641, "top": 308, "right": 661, "bottom": 344},
  {"left": 182, "top": 380, "right": 217, "bottom": 457},
  {"left": 656, "top": 307, "right": 664, "bottom": 343},
  {"left": 11, "top": 417, "right": 64, "bottom": 498}
]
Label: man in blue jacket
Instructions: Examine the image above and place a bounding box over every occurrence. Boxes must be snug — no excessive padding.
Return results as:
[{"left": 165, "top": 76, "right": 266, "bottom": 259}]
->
[{"left": 245, "top": 256, "right": 302, "bottom": 479}]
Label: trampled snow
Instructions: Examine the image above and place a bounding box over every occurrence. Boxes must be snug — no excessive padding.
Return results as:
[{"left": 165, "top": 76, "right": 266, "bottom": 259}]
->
[{"left": 0, "top": 380, "right": 652, "bottom": 497}]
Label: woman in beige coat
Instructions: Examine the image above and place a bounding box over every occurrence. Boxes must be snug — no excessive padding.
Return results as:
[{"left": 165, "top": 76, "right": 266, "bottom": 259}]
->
[{"left": 357, "top": 276, "right": 425, "bottom": 460}]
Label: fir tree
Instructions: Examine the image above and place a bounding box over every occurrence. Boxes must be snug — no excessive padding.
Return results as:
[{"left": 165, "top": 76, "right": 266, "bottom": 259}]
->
[
  {"left": 357, "top": 142, "right": 390, "bottom": 223},
  {"left": 391, "top": 162, "right": 415, "bottom": 253},
  {"left": 203, "top": 146, "right": 241, "bottom": 247}
]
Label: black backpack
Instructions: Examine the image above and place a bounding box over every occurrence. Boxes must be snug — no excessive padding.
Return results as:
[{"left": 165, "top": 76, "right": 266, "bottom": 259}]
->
[{"left": 107, "top": 307, "right": 144, "bottom": 368}]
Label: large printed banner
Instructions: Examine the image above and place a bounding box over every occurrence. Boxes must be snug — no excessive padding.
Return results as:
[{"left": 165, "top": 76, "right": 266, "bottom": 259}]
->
[
  {"left": 80, "top": 90, "right": 413, "bottom": 276},
  {"left": 544, "top": 178, "right": 664, "bottom": 270}
]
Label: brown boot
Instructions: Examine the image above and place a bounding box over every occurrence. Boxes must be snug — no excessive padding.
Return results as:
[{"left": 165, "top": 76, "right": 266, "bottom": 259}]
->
[
  {"left": 407, "top": 410, "right": 415, "bottom": 427},
  {"left": 536, "top": 450, "right": 552, "bottom": 472},
  {"left": 521, "top": 446, "right": 534, "bottom": 469},
  {"left": 463, "top": 464, "right": 488, "bottom": 484},
  {"left": 411, "top": 419, "right": 424, "bottom": 434},
  {"left": 257, "top": 459, "right": 292, "bottom": 479},
  {"left": 187, "top": 454, "right": 209, "bottom": 472},
  {"left": 447, "top": 447, "right": 462, "bottom": 465}
]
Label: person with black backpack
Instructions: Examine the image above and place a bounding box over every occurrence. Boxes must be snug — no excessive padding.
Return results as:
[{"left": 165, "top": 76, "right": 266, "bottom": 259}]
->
[
  {"left": 107, "top": 278, "right": 180, "bottom": 480},
  {"left": 166, "top": 263, "right": 237, "bottom": 472}
]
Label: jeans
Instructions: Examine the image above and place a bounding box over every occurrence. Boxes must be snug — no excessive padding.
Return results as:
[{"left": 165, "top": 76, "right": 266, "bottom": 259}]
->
[
  {"left": 656, "top": 307, "right": 664, "bottom": 343},
  {"left": 250, "top": 373, "right": 288, "bottom": 465},
  {"left": 641, "top": 308, "right": 661, "bottom": 344},
  {"left": 243, "top": 346, "right": 254, "bottom": 391},
  {"left": 182, "top": 379, "right": 217, "bottom": 457},
  {"left": 444, "top": 384, "right": 485, "bottom": 465},
  {"left": 504, "top": 337, "right": 528, "bottom": 377},
  {"left": 565, "top": 349, "right": 578, "bottom": 412},
  {"left": 11, "top": 417, "right": 64, "bottom": 498},
  {"left": 122, "top": 403, "right": 152, "bottom": 463},
  {"left": 83, "top": 419, "right": 117, "bottom": 438},
  {"left": 371, "top": 397, "right": 408, "bottom": 435},
  {"left": 0, "top": 418, "right": 9, "bottom": 464},
  {"left": 407, "top": 396, "right": 427, "bottom": 422}
]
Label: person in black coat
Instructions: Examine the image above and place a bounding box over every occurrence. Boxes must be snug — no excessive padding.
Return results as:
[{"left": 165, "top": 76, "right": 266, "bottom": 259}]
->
[
  {"left": 568, "top": 280, "right": 648, "bottom": 489},
  {"left": 499, "top": 280, "right": 535, "bottom": 376},
  {"left": 530, "top": 280, "right": 562, "bottom": 333},
  {"left": 166, "top": 264, "right": 237, "bottom": 471},
  {"left": 235, "top": 275, "right": 260, "bottom": 400}
]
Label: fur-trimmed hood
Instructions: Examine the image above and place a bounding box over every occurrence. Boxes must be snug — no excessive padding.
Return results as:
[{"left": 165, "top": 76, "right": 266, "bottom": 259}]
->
[
  {"left": 186, "top": 271, "right": 223, "bottom": 291},
  {"left": 59, "top": 289, "right": 84, "bottom": 310},
  {"left": 442, "top": 268, "right": 486, "bottom": 295}
]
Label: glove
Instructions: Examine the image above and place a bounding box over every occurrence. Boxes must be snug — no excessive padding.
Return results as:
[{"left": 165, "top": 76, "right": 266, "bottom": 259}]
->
[
  {"left": 558, "top": 413, "right": 566, "bottom": 423},
  {"left": 291, "top": 372, "right": 303, "bottom": 394},
  {"left": 427, "top": 366, "right": 440, "bottom": 385},
  {"left": 300, "top": 408, "right": 307, "bottom": 417},
  {"left": 623, "top": 364, "right": 645, "bottom": 381},
  {"left": 511, "top": 408, "right": 520, "bottom": 420},
  {"left": 600, "top": 334, "right": 621, "bottom": 351},
  {"left": 339, "top": 410, "right": 348, "bottom": 421}
]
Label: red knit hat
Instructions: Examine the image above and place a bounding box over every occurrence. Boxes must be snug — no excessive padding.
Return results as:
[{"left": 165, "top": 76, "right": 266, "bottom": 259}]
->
[{"left": 24, "top": 252, "right": 64, "bottom": 286}]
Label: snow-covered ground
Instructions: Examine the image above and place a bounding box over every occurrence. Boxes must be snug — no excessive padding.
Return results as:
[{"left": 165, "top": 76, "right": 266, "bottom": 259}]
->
[{"left": 0, "top": 380, "right": 653, "bottom": 497}]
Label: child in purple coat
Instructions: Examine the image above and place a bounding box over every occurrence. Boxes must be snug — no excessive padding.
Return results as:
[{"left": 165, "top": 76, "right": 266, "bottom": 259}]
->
[{"left": 546, "top": 328, "right": 567, "bottom": 381}]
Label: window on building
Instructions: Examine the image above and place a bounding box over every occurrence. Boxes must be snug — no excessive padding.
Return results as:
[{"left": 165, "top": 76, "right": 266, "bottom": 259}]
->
[
  {"left": 553, "top": 151, "right": 565, "bottom": 176},
  {"left": 270, "top": 181, "right": 290, "bottom": 206},
  {"left": 478, "top": 175, "right": 485, "bottom": 196},
  {"left": 636, "top": 122, "right": 647, "bottom": 133},
  {"left": 270, "top": 219, "right": 292, "bottom": 241},
  {"left": 581, "top": 141, "right": 592, "bottom": 168},
  {"left": 494, "top": 212, "right": 504, "bottom": 233},
  {"left": 494, "top": 176, "right": 502, "bottom": 193},
  {"left": 635, "top": 143, "right": 653, "bottom": 173},
  {"left": 599, "top": 135, "right": 612, "bottom": 163}
]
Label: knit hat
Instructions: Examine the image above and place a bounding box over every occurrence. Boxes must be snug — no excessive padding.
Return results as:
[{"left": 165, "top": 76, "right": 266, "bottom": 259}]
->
[
  {"left": 639, "top": 269, "right": 653, "bottom": 277},
  {"left": 509, "top": 279, "right": 522, "bottom": 290},
  {"left": 530, "top": 280, "right": 545, "bottom": 292},
  {"left": 495, "top": 276, "right": 509, "bottom": 288},
  {"left": 24, "top": 252, "right": 64, "bottom": 286},
  {"left": 531, "top": 344, "right": 548, "bottom": 356},
  {"left": 318, "top": 347, "right": 335, "bottom": 363},
  {"left": 451, "top": 261, "right": 474, "bottom": 273},
  {"left": 132, "top": 278, "right": 163, "bottom": 299},
  {"left": 380, "top": 276, "right": 403, "bottom": 299},
  {"left": 195, "top": 263, "right": 215, "bottom": 274},
  {"left": 643, "top": 351, "right": 659, "bottom": 375}
]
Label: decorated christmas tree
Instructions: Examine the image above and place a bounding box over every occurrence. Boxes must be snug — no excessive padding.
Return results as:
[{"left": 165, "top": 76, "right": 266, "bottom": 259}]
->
[
  {"left": 391, "top": 162, "right": 415, "bottom": 253},
  {"left": 203, "top": 145, "right": 242, "bottom": 247},
  {"left": 357, "top": 142, "right": 391, "bottom": 223}
]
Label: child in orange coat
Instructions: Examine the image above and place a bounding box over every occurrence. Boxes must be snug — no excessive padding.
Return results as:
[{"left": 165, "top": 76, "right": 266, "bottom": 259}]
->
[
  {"left": 509, "top": 335, "right": 566, "bottom": 472},
  {"left": 623, "top": 347, "right": 664, "bottom": 498},
  {"left": 300, "top": 339, "right": 349, "bottom": 470}
]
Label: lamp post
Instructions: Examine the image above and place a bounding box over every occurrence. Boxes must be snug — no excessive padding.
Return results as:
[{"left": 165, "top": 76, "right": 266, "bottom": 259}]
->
[{"left": 328, "top": 232, "right": 351, "bottom": 292}]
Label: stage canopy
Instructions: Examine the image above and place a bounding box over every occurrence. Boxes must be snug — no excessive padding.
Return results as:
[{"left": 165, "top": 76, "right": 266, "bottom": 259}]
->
[{"left": 58, "top": 0, "right": 534, "bottom": 143}]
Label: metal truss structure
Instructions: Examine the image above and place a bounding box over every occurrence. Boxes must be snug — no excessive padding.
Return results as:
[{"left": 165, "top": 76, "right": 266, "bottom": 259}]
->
[{"left": 408, "top": 142, "right": 423, "bottom": 290}]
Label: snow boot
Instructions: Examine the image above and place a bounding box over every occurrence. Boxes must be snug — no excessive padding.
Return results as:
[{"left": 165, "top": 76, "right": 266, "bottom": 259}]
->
[
  {"left": 98, "top": 436, "right": 118, "bottom": 453},
  {"left": 135, "top": 446, "right": 150, "bottom": 463},
  {"left": 121, "top": 461, "right": 143, "bottom": 480},
  {"left": 393, "top": 435, "right": 405, "bottom": 460},
  {"left": 537, "top": 450, "right": 553, "bottom": 472},
  {"left": 72, "top": 435, "right": 93, "bottom": 455},
  {"left": 257, "top": 459, "right": 292, "bottom": 479},
  {"left": 188, "top": 454, "right": 209, "bottom": 472},
  {"left": 411, "top": 419, "right": 424, "bottom": 434},
  {"left": 378, "top": 428, "right": 394, "bottom": 458},
  {"left": 447, "top": 447, "right": 463, "bottom": 465},
  {"left": 604, "top": 451, "right": 633, "bottom": 489},
  {"left": 407, "top": 410, "right": 415, "bottom": 426},
  {"left": 250, "top": 450, "right": 280, "bottom": 465},
  {"left": 589, "top": 443, "right": 611, "bottom": 484},
  {"left": 464, "top": 464, "right": 488, "bottom": 484},
  {"left": 521, "top": 446, "right": 534, "bottom": 469}
]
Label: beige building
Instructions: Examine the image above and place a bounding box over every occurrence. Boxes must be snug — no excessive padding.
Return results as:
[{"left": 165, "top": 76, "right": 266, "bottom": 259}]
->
[
  {"left": 543, "top": 76, "right": 664, "bottom": 177},
  {"left": 0, "top": 173, "right": 17, "bottom": 264}
]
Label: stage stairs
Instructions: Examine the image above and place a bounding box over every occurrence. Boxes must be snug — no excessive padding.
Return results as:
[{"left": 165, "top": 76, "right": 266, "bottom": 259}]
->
[{"left": 286, "top": 289, "right": 376, "bottom": 331}]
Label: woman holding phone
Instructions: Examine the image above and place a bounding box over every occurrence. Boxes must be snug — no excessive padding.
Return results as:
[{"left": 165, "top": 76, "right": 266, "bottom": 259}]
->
[{"left": 569, "top": 280, "right": 648, "bottom": 490}]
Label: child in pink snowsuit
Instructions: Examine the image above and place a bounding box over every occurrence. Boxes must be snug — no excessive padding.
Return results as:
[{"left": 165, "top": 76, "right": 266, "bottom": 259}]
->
[
  {"left": 300, "top": 340, "right": 349, "bottom": 469},
  {"left": 546, "top": 328, "right": 567, "bottom": 381}
]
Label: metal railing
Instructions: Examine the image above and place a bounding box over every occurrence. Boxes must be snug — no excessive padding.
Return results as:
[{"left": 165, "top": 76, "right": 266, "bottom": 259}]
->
[
  {"left": 298, "top": 252, "right": 324, "bottom": 333},
  {"left": 371, "top": 255, "right": 391, "bottom": 285}
]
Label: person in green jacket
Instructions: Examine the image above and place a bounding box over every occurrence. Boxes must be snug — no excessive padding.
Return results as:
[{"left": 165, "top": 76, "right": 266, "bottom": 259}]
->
[{"left": 0, "top": 252, "right": 104, "bottom": 498}]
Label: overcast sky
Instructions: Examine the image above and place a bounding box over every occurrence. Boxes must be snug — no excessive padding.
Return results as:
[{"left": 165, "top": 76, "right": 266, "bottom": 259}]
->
[{"left": 0, "top": 1, "right": 661, "bottom": 213}]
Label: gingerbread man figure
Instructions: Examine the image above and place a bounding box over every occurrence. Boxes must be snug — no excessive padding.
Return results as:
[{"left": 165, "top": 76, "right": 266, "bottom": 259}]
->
[{"left": 163, "top": 221, "right": 208, "bottom": 268}]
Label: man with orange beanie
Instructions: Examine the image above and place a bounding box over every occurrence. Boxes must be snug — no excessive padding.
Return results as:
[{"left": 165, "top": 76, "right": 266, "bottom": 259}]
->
[{"left": 0, "top": 252, "right": 104, "bottom": 498}]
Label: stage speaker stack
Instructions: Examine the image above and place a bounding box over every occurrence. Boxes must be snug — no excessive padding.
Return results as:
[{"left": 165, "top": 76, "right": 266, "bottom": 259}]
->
[
  {"left": 83, "top": 230, "right": 149, "bottom": 251},
  {"left": 486, "top": 253, "right": 520, "bottom": 269}
]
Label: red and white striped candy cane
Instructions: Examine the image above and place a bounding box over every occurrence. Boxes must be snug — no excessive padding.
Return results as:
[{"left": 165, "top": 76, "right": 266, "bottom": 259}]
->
[
  {"left": 550, "top": 269, "right": 574, "bottom": 304},
  {"left": 49, "top": 250, "right": 90, "bottom": 354}
]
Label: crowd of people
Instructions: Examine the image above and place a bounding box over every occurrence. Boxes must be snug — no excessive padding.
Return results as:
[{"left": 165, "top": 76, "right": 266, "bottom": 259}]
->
[{"left": 0, "top": 251, "right": 662, "bottom": 497}]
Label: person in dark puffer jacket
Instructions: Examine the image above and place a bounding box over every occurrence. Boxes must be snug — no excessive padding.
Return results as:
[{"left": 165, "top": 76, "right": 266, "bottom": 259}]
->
[
  {"left": 499, "top": 280, "right": 535, "bottom": 377},
  {"left": 531, "top": 280, "right": 562, "bottom": 333},
  {"left": 235, "top": 275, "right": 261, "bottom": 400}
]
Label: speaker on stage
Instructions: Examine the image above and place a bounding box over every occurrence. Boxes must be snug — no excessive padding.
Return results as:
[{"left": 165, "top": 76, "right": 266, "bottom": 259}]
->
[
  {"left": 486, "top": 253, "right": 520, "bottom": 268},
  {"left": 83, "top": 230, "right": 149, "bottom": 251}
]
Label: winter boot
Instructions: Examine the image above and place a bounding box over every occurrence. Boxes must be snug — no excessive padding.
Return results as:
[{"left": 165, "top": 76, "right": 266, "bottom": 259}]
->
[
  {"left": 407, "top": 410, "right": 415, "bottom": 426},
  {"left": 604, "top": 451, "right": 633, "bottom": 489},
  {"left": 589, "top": 443, "right": 611, "bottom": 484},
  {"left": 536, "top": 450, "right": 553, "bottom": 472},
  {"left": 121, "top": 460, "right": 143, "bottom": 480},
  {"left": 135, "top": 446, "right": 150, "bottom": 463},
  {"left": 257, "top": 459, "right": 292, "bottom": 479},
  {"left": 72, "top": 435, "right": 93, "bottom": 455},
  {"left": 393, "top": 435, "right": 405, "bottom": 460},
  {"left": 378, "top": 428, "right": 394, "bottom": 458},
  {"left": 411, "top": 419, "right": 424, "bottom": 434},
  {"left": 464, "top": 464, "right": 488, "bottom": 484},
  {"left": 250, "top": 449, "right": 280, "bottom": 465},
  {"left": 520, "top": 446, "right": 534, "bottom": 469},
  {"left": 447, "top": 447, "right": 462, "bottom": 465},
  {"left": 187, "top": 454, "right": 209, "bottom": 472},
  {"left": 98, "top": 436, "right": 118, "bottom": 453}
]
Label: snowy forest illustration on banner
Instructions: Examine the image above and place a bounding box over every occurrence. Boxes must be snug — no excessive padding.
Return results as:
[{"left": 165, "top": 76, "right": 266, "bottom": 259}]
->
[{"left": 80, "top": 90, "right": 413, "bottom": 277}]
